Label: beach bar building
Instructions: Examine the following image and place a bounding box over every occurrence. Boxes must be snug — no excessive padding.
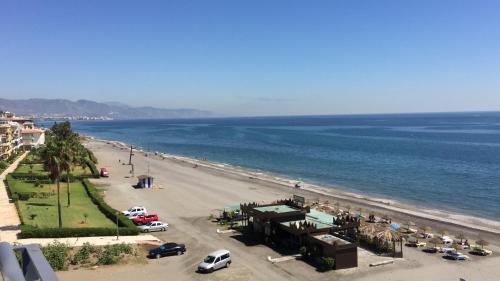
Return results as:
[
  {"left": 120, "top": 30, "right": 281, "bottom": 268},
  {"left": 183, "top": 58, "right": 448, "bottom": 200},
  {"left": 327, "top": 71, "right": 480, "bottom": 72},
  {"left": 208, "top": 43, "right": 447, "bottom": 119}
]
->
[
  {"left": 240, "top": 198, "right": 359, "bottom": 269},
  {"left": 137, "top": 175, "right": 154, "bottom": 188}
]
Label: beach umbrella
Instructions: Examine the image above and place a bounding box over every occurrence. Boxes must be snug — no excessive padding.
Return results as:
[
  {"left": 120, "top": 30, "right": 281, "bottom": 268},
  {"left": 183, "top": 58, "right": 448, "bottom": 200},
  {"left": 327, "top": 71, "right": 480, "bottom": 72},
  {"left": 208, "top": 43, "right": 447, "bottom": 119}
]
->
[
  {"left": 429, "top": 237, "right": 442, "bottom": 247},
  {"left": 359, "top": 223, "right": 380, "bottom": 236},
  {"left": 390, "top": 223, "right": 400, "bottom": 230},
  {"left": 476, "top": 239, "right": 489, "bottom": 249},
  {"left": 456, "top": 232, "right": 467, "bottom": 243},
  {"left": 438, "top": 229, "right": 449, "bottom": 238}
]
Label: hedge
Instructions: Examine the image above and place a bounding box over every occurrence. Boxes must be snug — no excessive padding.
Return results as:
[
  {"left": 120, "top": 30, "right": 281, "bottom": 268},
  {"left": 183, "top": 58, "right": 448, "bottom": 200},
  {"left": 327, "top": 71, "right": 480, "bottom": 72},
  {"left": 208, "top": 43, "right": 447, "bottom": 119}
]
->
[
  {"left": 19, "top": 225, "right": 139, "bottom": 238},
  {"left": 17, "top": 179, "right": 139, "bottom": 238},
  {"left": 86, "top": 160, "right": 100, "bottom": 178},
  {"left": 9, "top": 173, "right": 51, "bottom": 181}
]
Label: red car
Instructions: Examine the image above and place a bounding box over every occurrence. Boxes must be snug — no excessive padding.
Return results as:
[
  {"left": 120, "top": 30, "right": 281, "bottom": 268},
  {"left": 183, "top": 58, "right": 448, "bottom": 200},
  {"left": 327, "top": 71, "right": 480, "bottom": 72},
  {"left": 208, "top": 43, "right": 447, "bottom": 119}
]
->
[
  {"left": 132, "top": 214, "right": 159, "bottom": 225},
  {"left": 100, "top": 168, "right": 109, "bottom": 177}
]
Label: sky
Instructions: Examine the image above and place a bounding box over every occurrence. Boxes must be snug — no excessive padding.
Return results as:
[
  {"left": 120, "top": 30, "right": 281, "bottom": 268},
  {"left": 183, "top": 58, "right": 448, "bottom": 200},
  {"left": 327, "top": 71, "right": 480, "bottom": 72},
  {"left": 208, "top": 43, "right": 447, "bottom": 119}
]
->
[{"left": 1, "top": 0, "right": 499, "bottom": 116}]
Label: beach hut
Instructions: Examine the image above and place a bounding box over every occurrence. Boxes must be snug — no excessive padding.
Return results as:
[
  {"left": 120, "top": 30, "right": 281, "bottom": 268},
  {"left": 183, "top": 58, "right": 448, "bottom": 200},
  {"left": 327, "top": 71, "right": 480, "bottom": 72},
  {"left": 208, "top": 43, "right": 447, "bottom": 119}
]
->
[{"left": 137, "top": 175, "right": 154, "bottom": 188}]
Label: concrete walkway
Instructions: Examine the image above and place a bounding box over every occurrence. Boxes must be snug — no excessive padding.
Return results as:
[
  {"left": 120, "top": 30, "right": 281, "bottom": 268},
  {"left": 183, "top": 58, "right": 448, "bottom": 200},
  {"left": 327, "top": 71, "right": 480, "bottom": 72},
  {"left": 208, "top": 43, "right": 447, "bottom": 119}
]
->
[
  {"left": 13, "top": 234, "right": 162, "bottom": 247},
  {"left": 0, "top": 151, "right": 27, "bottom": 242}
]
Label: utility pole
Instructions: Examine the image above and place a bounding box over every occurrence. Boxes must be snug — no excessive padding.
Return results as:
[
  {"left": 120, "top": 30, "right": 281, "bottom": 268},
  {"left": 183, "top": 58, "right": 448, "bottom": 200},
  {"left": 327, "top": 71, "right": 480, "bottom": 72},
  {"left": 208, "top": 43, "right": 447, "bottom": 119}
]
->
[{"left": 128, "top": 145, "right": 134, "bottom": 165}]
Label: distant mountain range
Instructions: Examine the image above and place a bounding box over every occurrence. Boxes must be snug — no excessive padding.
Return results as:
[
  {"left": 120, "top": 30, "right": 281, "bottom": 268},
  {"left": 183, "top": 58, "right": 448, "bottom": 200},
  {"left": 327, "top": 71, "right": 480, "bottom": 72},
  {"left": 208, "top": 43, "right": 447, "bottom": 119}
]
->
[{"left": 0, "top": 98, "right": 212, "bottom": 119}]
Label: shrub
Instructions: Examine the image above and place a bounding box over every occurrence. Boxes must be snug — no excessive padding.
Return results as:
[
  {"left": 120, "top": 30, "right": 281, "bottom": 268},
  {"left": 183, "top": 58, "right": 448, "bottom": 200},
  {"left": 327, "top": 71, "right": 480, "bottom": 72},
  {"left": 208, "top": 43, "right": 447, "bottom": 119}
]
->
[
  {"left": 17, "top": 192, "right": 35, "bottom": 201},
  {"left": 96, "top": 248, "right": 116, "bottom": 265},
  {"left": 317, "top": 257, "right": 335, "bottom": 271},
  {"left": 0, "top": 160, "right": 8, "bottom": 170},
  {"left": 95, "top": 243, "right": 132, "bottom": 265},
  {"left": 71, "top": 242, "right": 96, "bottom": 265},
  {"left": 42, "top": 241, "right": 69, "bottom": 271}
]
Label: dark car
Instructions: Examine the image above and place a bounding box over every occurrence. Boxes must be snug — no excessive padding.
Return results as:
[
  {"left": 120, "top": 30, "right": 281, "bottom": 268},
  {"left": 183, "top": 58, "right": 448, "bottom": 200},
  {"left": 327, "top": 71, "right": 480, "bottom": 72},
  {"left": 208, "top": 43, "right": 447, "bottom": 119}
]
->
[{"left": 148, "top": 243, "right": 186, "bottom": 259}]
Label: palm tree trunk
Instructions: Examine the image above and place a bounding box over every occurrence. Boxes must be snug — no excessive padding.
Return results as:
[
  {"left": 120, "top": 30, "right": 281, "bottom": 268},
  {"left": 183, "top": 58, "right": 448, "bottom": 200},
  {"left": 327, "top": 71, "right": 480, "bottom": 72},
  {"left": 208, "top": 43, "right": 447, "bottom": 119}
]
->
[
  {"left": 57, "top": 179, "right": 62, "bottom": 228},
  {"left": 66, "top": 172, "right": 71, "bottom": 207}
]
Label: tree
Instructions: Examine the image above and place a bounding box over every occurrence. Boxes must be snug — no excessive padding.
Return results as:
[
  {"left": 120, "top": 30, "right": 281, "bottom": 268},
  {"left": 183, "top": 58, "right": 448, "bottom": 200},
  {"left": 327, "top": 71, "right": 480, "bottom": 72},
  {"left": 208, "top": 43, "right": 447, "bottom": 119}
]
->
[
  {"left": 40, "top": 134, "right": 64, "bottom": 228},
  {"left": 51, "top": 122, "right": 83, "bottom": 207}
]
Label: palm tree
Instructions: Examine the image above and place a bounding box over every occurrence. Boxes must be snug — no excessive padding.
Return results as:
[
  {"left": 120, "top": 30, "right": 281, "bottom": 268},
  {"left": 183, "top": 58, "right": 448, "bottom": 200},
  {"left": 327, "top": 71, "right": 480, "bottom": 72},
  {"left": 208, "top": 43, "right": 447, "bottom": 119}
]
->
[
  {"left": 51, "top": 121, "right": 82, "bottom": 207},
  {"left": 40, "top": 135, "right": 64, "bottom": 228},
  {"left": 61, "top": 135, "right": 81, "bottom": 207}
]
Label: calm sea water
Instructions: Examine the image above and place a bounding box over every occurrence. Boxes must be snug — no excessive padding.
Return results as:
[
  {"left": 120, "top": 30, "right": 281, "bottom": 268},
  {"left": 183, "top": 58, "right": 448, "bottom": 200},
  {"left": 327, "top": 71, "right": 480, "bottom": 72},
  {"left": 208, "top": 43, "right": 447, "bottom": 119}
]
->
[{"left": 43, "top": 113, "right": 500, "bottom": 220}]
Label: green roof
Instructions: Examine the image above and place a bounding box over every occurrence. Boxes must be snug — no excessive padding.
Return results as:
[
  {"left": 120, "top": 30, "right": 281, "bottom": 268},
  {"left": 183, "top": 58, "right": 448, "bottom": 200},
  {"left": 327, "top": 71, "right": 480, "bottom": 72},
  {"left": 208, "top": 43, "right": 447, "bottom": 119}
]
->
[
  {"left": 224, "top": 204, "right": 241, "bottom": 213},
  {"left": 280, "top": 209, "right": 335, "bottom": 229},
  {"left": 254, "top": 205, "right": 298, "bottom": 214},
  {"left": 307, "top": 209, "right": 336, "bottom": 224}
]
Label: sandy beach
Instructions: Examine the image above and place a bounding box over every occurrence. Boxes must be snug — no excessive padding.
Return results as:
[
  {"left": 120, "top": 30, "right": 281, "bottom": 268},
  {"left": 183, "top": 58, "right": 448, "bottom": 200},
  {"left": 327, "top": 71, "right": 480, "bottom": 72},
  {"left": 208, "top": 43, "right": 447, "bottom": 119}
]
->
[{"left": 58, "top": 138, "right": 500, "bottom": 281}]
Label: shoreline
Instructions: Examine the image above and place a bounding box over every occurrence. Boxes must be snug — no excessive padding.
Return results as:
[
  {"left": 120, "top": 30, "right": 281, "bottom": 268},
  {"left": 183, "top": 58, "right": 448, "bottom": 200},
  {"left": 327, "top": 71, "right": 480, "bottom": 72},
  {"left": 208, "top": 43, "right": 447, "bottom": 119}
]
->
[{"left": 87, "top": 136, "right": 500, "bottom": 236}]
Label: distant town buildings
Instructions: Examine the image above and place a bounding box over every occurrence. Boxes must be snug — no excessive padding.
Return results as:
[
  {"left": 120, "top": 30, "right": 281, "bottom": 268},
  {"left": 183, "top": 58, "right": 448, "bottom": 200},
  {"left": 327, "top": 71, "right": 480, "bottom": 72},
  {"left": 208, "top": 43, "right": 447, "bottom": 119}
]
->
[{"left": 0, "top": 111, "right": 46, "bottom": 160}]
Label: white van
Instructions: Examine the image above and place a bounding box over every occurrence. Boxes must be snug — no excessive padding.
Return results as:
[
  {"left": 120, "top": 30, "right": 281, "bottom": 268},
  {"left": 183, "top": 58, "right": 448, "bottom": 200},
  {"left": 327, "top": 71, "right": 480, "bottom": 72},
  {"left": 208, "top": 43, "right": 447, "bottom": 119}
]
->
[{"left": 197, "top": 249, "right": 231, "bottom": 273}]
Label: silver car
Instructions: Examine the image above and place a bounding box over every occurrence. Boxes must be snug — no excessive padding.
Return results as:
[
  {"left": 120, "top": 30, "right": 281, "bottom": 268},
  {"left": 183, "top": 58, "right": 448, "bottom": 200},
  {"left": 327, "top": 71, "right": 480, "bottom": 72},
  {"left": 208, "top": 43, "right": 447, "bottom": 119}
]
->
[
  {"left": 197, "top": 249, "right": 231, "bottom": 273},
  {"left": 138, "top": 221, "right": 168, "bottom": 232}
]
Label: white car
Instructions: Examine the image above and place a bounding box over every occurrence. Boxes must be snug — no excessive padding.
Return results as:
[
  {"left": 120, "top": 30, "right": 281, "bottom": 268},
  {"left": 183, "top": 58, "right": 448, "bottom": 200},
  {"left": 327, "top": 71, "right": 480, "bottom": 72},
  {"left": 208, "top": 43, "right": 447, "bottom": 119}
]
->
[
  {"left": 138, "top": 221, "right": 168, "bottom": 232},
  {"left": 439, "top": 247, "right": 455, "bottom": 253},
  {"left": 122, "top": 206, "right": 147, "bottom": 218},
  {"left": 422, "top": 232, "right": 434, "bottom": 238},
  {"left": 441, "top": 236, "right": 453, "bottom": 244}
]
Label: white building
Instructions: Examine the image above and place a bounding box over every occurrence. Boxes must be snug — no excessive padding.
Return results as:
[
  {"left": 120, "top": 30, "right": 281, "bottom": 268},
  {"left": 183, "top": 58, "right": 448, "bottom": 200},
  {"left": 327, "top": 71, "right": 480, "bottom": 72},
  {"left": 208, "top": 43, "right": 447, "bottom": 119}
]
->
[{"left": 21, "top": 128, "right": 45, "bottom": 150}]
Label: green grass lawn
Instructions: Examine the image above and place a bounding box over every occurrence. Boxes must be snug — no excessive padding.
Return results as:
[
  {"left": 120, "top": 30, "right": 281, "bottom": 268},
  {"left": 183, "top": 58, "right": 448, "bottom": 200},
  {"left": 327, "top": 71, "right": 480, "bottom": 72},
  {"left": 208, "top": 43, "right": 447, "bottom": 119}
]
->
[
  {"left": 15, "top": 164, "right": 48, "bottom": 175},
  {"left": 14, "top": 163, "right": 91, "bottom": 177},
  {"left": 9, "top": 179, "right": 115, "bottom": 228}
]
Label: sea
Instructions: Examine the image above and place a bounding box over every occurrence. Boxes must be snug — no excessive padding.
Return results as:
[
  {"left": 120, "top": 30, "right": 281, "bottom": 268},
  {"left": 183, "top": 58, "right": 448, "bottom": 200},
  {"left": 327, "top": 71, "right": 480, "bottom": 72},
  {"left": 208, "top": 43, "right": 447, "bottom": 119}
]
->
[{"left": 40, "top": 112, "right": 500, "bottom": 221}]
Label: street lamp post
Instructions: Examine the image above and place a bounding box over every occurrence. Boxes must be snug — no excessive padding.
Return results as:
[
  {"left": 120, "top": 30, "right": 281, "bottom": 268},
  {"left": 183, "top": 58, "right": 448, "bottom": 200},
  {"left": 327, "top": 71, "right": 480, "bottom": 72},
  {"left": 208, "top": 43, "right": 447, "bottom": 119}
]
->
[{"left": 115, "top": 211, "right": 119, "bottom": 240}]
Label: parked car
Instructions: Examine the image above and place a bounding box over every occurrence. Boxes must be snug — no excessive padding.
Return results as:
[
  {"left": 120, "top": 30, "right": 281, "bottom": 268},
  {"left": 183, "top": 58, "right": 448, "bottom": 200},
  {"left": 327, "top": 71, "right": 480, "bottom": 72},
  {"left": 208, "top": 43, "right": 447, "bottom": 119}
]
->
[
  {"left": 132, "top": 214, "right": 159, "bottom": 225},
  {"left": 406, "top": 241, "right": 426, "bottom": 247},
  {"left": 148, "top": 243, "right": 186, "bottom": 259},
  {"left": 470, "top": 248, "right": 493, "bottom": 256},
  {"left": 422, "top": 232, "right": 434, "bottom": 239},
  {"left": 446, "top": 252, "right": 468, "bottom": 260},
  {"left": 441, "top": 236, "right": 453, "bottom": 244},
  {"left": 197, "top": 249, "right": 231, "bottom": 273},
  {"left": 138, "top": 221, "right": 168, "bottom": 232},
  {"left": 439, "top": 247, "right": 455, "bottom": 253},
  {"left": 423, "top": 246, "right": 439, "bottom": 253},
  {"left": 122, "top": 206, "right": 147, "bottom": 218},
  {"left": 100, "top": 167, "right": 109, "bottom": 177}
]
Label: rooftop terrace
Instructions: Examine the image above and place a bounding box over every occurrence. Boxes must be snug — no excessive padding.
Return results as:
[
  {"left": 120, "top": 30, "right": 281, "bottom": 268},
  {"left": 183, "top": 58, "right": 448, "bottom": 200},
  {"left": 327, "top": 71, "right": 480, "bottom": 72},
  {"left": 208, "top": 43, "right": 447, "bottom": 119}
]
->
[
  {"left": 313, "top": 234, "right": 350, "bottom": 246},
  {"left": 254, "top": 205, "right": 299, "bottom": 214}
]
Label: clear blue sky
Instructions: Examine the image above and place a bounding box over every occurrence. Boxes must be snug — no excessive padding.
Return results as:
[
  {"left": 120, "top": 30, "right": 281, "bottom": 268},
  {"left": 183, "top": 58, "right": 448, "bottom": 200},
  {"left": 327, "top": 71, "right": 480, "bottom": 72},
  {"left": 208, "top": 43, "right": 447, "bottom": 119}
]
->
[{"left": 1, "top": 0, "right": 499, "bottom": 116}]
